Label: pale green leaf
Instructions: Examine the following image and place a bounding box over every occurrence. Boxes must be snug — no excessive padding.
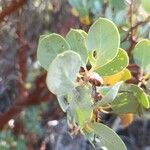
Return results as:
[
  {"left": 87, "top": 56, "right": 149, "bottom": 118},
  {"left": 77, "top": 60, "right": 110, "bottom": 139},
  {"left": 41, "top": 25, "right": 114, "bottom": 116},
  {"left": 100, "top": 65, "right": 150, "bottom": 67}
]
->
[
  {"left": 95, "top": 49, "right": 129, "bottom": 76},
  {"left": 46, "top": 51, "right": 82, "bottom": 95},
  {"left": 133, "top": 39, "right": 150, "bottom": 73},
  {"left": 87, "top": 18, "right": 120, "bottom": 67},
  {"left": 69, "top": 86, "right": 93, "bottom": 128},
  {"left": 94, "top": 82, "right": 122, "bottom": 109},
  {"left": 37, "top": 33, "right": 70, "bottom": 70},
  {"left": 57, "top": 95, "right": 69, "bottom": 112},
  {"left": 76, "top": 29, "right": 88, "bottom": 39},
  {"left": 89, "top": 122, "right": 127, "bottom": 150},
  {"left": 66, "top": 29, "right": 88, "bottom": 64}
]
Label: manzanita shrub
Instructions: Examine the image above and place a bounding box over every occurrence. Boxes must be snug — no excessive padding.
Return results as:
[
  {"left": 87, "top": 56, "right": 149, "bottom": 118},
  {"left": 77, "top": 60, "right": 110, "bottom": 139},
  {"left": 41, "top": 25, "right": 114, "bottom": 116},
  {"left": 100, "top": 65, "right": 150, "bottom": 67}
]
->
[{"left": 37, "top": 18, "right": 150, "bottom": 150}]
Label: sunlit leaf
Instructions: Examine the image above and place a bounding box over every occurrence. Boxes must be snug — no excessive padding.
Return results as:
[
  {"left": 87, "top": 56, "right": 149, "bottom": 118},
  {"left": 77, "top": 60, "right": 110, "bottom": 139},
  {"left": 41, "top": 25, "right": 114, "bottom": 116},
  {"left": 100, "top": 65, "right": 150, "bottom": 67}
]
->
[
  {"left": 95, "top": 49, "right": 129, "bottom": 76},
  {"left": 89, "top": 122, "right": 127, "bottom": 150},
  {"left": 76, "top": 29, "right": 88, "bottom": 39},
  {"left": 133, "top": 39, "right": 150, "bottom": 73},
  {"left": 37, "top": 33, "right": 70, "bottom": 70},
  {"left": 103, "top": 69, "right": 132, "bottom": 85},
  {"left": 66, "top": 29, "right": 88, "bottom": 64},
  {"left": 87, "top": 18, "right": 120, "bottom": 68},
  {"left": 46, "top": 51, "right": 82, "bottom": 95}
]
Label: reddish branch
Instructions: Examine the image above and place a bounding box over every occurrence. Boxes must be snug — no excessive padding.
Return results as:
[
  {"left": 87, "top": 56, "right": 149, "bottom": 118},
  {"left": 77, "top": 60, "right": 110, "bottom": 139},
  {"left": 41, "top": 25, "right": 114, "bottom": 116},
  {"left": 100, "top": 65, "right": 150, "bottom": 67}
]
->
[
  {"left": 122, "top": 10, "right": 150, "bottom": 57},
  {"left": 121, "top": 0, "right": 150, "bottom": 57},
  {"left": 121, "top": 16, "right": 150, "bottom": 44},
  {"left": 0, "top": 0, "right": 27, "bottom": 23}
]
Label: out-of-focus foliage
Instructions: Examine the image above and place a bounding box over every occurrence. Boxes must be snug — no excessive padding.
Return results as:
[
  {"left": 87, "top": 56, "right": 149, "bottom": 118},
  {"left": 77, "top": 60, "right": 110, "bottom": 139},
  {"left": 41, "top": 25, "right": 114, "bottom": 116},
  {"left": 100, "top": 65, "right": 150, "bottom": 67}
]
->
[{"left": 0, "top": 103, "right": 48, "bottom": 150}]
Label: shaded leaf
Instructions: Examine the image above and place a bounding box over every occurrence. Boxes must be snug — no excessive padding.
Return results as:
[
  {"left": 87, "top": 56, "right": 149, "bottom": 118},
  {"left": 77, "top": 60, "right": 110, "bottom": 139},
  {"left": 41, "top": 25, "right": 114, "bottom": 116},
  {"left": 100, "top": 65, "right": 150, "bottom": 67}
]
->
[
  {"left": 121, "top": 84, "right": 150, "bottom": 108},
  {"left": 111, "top": 92, "right": 141, "bottom": 114},
  {"left": 89, "top": 122, "right": 127, "bottom": 150}
]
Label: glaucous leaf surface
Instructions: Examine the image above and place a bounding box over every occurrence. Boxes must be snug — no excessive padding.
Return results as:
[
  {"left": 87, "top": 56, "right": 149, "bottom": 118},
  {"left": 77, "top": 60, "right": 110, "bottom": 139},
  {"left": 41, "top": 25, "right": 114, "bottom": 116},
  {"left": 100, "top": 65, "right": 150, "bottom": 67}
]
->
[
  {"left": 111, "top": 92, "right": 140, "bottom": 114},
  {"left": 57, "top": 95, "right": 69, "bottom": 112},
  {"left": 111, "top": 84, "right": 150, "bottom": 114},
  {"left": 94, "top": 82, "right": 122, "bottom": 108},
  {"left": 66, "top": 29, "right": 88, "bottom": 64},
  {"left": 95, "top": 49, "right": 129, "bottom": 76},
  {"left": 89, "top": 122, "right": 127, "bottom": 150},
  {"left": 37, "top": 33, "right": 70, "bottom": 70},
  {"left": 68, "top": 86, "right": 93, "bottom": 128},
  {"left": 121, "top": 84, "right": 150, "bottom": 108},
  {"left": 87, "top": 18, "right": 120, "bottom": 68},
  {"left": 46, "top": 51, "right": 82, "bottom": 95}
]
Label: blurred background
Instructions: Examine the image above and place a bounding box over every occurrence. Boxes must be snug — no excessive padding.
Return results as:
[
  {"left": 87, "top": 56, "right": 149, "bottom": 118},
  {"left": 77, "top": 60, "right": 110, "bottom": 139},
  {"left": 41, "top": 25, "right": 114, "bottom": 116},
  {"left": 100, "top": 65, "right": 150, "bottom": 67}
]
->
[{"left": 0, "top": 0, "right": 150, "bottom": 149}]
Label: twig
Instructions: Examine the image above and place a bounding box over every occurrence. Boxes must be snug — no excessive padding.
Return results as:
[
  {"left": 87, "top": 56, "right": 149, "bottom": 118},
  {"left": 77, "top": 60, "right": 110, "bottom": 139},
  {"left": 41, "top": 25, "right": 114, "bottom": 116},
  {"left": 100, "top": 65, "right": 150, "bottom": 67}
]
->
[{"left": 121, "top": 16, "right": 150, "bottom": 43}]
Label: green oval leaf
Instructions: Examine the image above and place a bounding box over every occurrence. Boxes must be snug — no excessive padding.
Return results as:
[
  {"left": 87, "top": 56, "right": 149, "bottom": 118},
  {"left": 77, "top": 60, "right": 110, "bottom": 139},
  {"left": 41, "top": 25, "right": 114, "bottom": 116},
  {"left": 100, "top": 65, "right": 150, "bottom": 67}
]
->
[
  {"left": 95, "top": 49, "right": 129, "bottom": 76},
  {"left": 46, "top": 51, "right": 82, "bottom": 95},
  {"left": 66, "top": 29, "right": 88, "bottom": 64},
  {"left": 94, "top": 82, "right": 122, "bottom": 109},
  {"left": 112, "top": 84, "right": 150, "bottom": 114},
  {"left": 87, "top": 18, "right": 120, "bottom": 67},
  {"left": 89, "top": 122, "right": 127, "bottom": 150},
  {"left": 37, "top": 33, "right": 70, "bottom": 70},
  {"left": 121, "top": 84, "right": 150, "bottom": 109},
  {"left": 111, "top": 92, "right": 140, "bottom": 114},
  {"left": 133, "top": 39, "right": 150, "bottom": 73}
]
